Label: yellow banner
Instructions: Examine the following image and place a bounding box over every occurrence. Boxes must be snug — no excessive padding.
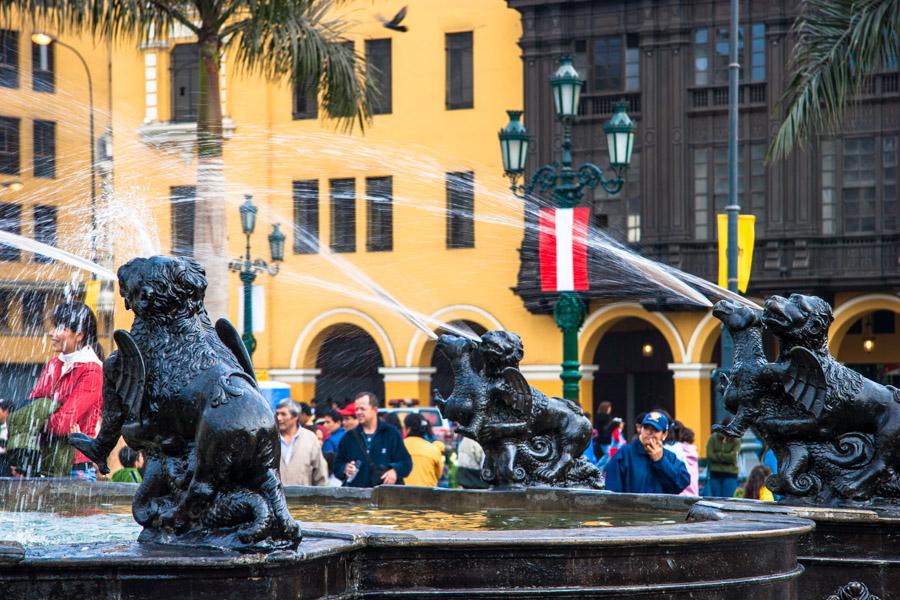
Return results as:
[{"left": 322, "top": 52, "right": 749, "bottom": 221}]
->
[
  {"left": 717, "top": 214, "right": 756, "bottom": 293},
  {"left": 84, "top": 280, "right": 101, "bottom": 314}
]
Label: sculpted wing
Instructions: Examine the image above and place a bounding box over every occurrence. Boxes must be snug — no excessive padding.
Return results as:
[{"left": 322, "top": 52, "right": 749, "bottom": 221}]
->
[
  {"left": 215, "top": 318, "right": 257, "bottom": 382},
  {"left": 784, "top": 346, "right": 827, "bottom": 417},
  {"left": 112, "top": 329, "right": 146, "bottom": 421},
  {"left": 502, "top": 366, "right": 533, "bottom": 415}
]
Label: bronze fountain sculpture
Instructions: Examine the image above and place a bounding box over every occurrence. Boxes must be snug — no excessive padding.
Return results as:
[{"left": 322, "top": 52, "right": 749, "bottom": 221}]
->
[
  {"left": 70, "top": 255, "right": 300, "bottom": 552},
  {"left": 714, "top": 293, "right": 900, "bottom": 507},
  {"left": 433, "top": 329, "right": 602, "bottom": 488}
]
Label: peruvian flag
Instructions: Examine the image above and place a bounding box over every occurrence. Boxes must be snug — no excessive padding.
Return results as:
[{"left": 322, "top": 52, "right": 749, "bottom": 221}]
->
[{"left": 539, "top": 207, "right": 590, "bottom": 292}]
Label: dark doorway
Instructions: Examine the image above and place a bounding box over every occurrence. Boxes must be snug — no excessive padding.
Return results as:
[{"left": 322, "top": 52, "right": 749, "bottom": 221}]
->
[
  {"left": 314, "top": 325, "right": 384, "bottom": 408},
  {"left": 430, "top": 320, "right": 487, "bottom": 402},
  {"left": 592, "top": 318, "right": 674, "bottom": 434}
]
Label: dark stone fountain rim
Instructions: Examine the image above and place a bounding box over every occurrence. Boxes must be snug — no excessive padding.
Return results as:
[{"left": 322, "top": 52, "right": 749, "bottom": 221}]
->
[{"left": 0, "top": 478, "right": 815, "bottom": 553}]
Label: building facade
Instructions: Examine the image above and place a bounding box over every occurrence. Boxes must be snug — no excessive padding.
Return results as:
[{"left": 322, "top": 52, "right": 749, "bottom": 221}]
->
[
  {"left": 509, "top": 0, "right": 900, "bottom": 448},
  {"left": 0, "top": 14, "right": 112, "bottom": 401},
  {"left": 4, "top": 1, "right": 896, "bottom": 459}
]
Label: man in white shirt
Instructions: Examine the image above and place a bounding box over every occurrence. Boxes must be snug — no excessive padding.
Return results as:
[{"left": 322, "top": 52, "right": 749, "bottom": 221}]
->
[{"left": 275, "top": 399, "right": 327, "bottom": 486}]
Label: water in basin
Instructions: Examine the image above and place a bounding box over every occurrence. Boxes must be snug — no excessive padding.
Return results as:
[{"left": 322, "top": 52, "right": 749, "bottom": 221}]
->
[{"left": 0, "top": 503, "right": 680, "bottom": 546}]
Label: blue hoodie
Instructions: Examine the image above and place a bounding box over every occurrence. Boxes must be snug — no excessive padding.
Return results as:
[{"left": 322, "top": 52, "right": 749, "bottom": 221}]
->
[
  {"left": 334, "top": 421, "right": 412, "bottom": 487},
  {"left": 604, "top": 438, "right": 690, "bottom": 494}
]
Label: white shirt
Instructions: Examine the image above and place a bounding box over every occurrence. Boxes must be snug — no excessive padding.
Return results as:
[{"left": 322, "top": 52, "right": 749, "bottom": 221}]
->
[{"left": 280, "top": 429, "right": 303, "bottom": 464}]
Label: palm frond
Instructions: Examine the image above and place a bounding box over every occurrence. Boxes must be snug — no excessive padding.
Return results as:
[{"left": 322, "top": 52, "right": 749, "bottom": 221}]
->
[
  {"left": 0, "top": 0, "right": 196, "bottom": 45},
  {"left": 769, "top": 0, "right": 900, "bottom": 161},
  {"left": 227, "top": 0, "right": 374, "bottom": 131}
]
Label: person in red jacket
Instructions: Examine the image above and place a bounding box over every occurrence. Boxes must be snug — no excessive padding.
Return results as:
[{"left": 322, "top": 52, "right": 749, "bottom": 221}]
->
[{"left": 29, "top": 302, "right": 104, "bottom": 479}]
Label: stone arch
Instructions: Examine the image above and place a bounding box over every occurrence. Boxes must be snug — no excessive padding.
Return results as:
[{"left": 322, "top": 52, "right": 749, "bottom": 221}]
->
[
  {"left": 686, "top": 310, "right": 723, "bottom": 364},
  {"left": 290, "top": 307, "right": 396, "bottom": 370},
  {"left": 313, "top": 324, "right": 385, "bottom": 408},
  {"left": 405, "top": 304, "right": 504, "bottom": 367},
  {"left": 580, "top": 302, "right": 685, "bottom": 365},
  {"left": 829, "top": 294, "right": 900, "bottom": 355}
]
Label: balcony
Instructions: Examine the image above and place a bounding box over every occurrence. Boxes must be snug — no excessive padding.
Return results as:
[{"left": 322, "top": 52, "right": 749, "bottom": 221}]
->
[
  {"left": 639, "top": 234, "right": 900, "bottom": 296},
  {"left": 688, "top": 83, "right": 767, "bottom": 111},
  {"left": 137, "top": 118, "right": 236, "bottom": 154},
  {"left": 578, "top": 92, "right": 641, "bottom": 118}
]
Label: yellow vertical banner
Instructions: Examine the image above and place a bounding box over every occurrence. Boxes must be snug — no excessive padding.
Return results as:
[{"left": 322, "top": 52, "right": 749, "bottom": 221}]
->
[
  {"left": 717, "top": 214, "right": 756, "bottom": 293},
  {"left": 84, "top": 279, "right": 101, "bottom": 314}
]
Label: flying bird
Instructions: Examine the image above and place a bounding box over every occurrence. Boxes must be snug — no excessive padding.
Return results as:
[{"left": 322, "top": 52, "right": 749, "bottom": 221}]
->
[{"left": 376, "top": 6, "right": 408, "bottom": 32}]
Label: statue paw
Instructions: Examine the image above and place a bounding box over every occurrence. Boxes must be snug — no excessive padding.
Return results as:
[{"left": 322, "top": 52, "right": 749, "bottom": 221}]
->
[
  {"left": 68, "top": 433, "right": 111, "bottom": 474},
  {"left": 712, "top": 424, "right": 740, "bottom": 438}
]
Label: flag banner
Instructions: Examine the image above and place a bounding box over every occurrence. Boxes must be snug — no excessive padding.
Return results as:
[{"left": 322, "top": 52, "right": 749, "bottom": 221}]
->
[
  {"left": 539, "top": 207, "right": 589, "bottom": 292},
  {"left": 717, "top": 214, "right": 756, "bottom": 293}
]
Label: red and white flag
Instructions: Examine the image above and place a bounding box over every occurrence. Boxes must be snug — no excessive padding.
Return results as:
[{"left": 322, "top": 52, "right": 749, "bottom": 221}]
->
[{"left": 538, "top": 207, "right": 589, "bottom": 292}]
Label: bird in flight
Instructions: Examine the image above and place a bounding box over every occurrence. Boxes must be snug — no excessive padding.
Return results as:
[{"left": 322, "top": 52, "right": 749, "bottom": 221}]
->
[{"left": 376, "top": 6, "right": 408, "bottom": 32}]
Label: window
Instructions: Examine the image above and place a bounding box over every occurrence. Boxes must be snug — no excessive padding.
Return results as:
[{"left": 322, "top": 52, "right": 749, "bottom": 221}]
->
[
  {"left": 170, "top": 186, "right": 195, "bottom": 256},
  {"left": 750, "top": 24, "right": 766, "bottom": 82},
  {"left": 0, "top": 30, "right": 18, "bottom": 88},
  {"left": 0, "top": 290, "right": 10, "bottom": 332},
  {"left": 33, "top": 205, "right": 56, "bottom": 263},
  {"left": 293, "top": 179, "right": 319, "bottom": 253},
  {"left": 31, "top": 40, "right": 54, "bottom": 92},
  {"left": 842, "top": 138, "right": 877, "bottom": 233},
  {"left": 885, "top": 137, "right": 897, "bottom": 231},
  {"left": 821, "top": 140, "right": 837, "bottom": 234},
  {"left": 0, "top": 117, "right": 20, "bottom": 175},
  {"left": 624, "top": 151, "right": 641, "bottom": 243},
  {"left": 292, "top": 81, "right": 318, "bottom": 120},
  {"left": 693, "top": 143, "right": 766, "bottom": 239},
  {"left": 171, "top": 43, "right": 199, "bottom": 122},
  {"left": 574, "top": 35, "right": 639, "bottom": 93},
  {"left": 446, "top": 32, "right": 473, "bottom": 109},
  {"left": 593, "top": 36, "right": 622, "bottom": 92},
  {"left": 330, "top": 178, "right": 355, "bottom": 253},
  {"left": 446, "top": 171, "right": 474, "bottom": 248},
  {"left": 365, "top": 39, "right": 392, "bottom": 115},
  {"left": 366, "top": 176, "right": 392, "bottom": 251},
  {"left": 694, "top": 24, "right": 764, "bottom": 86},
  {"left": 0, "top": 203, "right": 21, "bottom": 261},
  {"left": 21, "top": 290, "right": 46, "bottom": 332},
  {"left": 820, "top": 136, "right": 898, "bottom": 234},
  {"left": 33, "top": 120, "right": 55, "bottom": 179}
]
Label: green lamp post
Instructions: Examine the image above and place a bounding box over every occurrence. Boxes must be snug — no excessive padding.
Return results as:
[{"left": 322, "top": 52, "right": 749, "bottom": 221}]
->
[
  {"left": 228, "top": 194, "right": 285, "bottom": 358},
  {"left": 499, "top": 56, "right": 636, "bottom": 404}
]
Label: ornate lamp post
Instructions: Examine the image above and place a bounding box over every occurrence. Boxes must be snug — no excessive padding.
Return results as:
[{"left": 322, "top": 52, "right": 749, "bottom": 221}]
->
[
  {"left": 499, "top": 56, "right": 636, "bottom": 404},
  {"left": 228, "top": 195, "right": 285, "bottom": 358}
]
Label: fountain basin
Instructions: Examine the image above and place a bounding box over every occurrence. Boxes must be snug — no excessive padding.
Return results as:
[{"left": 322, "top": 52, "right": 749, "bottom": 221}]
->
[{"left": 0, "top": 479, "right": 813, "bottom": 599}]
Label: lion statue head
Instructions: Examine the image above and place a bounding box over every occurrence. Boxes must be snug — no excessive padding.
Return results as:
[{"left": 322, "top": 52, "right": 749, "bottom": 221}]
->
[
  {"left": 118, "top": 255, "right": 208, "bottom": 321},
  {"left": 762, "top": 293, "right": 833, "bottom": 354},
  {"left": 713, "top": 299, "right": 762, "bottom": 332},
  {"left": 479, "top": 330, "right": 524, "bottom": 376}
]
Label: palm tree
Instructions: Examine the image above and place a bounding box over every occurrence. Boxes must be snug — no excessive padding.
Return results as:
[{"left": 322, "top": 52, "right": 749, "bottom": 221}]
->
[
  {"left": 4, "top": 0, "right": 374, "bottom": 318},
  {"left": 769, "top": 0, "right": 899, "bottom": 160}
]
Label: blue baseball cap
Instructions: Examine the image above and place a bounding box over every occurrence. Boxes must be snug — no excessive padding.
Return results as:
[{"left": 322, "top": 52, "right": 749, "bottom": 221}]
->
[{"left": 641, "top": 411, "right": 670, "bottom": 432}]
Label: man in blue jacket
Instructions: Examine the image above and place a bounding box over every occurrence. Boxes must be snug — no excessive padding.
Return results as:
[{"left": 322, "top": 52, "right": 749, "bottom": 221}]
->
[
  {"left": 603, "top": 411, "right": 690, "bottom": 494},
  {"left": 334, "top": 391, "right": 412, "bottom": 487}
]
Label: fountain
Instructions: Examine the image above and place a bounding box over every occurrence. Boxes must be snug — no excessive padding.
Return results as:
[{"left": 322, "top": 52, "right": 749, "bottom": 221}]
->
[{"left": 0, "top": 251, "right": 820, "bottom": 599}]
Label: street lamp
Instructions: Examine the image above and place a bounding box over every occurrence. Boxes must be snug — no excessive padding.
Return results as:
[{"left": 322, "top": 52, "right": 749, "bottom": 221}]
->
[
  {"left": 32, "top": 32, "right": 97, "bottom": 266},
  {"left": 498, "top": 56, "right": 636, "bottom": 404},
  {"left": 228, "top": 194, "right": 284, "bottom": 358}
]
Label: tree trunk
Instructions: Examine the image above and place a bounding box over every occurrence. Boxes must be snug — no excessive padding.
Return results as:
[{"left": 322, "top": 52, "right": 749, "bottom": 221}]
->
[{"left": 194, "top": 34, "right": 228, "bottom": 320}]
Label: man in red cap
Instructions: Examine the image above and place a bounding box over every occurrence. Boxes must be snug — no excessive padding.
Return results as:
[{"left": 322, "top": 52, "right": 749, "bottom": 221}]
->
[{"left": 339, "top": 402, "right": 358, "bottom": 433}]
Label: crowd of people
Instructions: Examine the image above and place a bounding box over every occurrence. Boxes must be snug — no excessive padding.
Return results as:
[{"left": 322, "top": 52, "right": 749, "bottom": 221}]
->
[{"left": 0, "top": 300, "right": 774, "bottom": 501}]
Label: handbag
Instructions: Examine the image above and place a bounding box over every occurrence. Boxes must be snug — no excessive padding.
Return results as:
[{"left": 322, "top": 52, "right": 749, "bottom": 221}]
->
[{"left": 352, "top": 429, "right": 390, "bottom": 486}]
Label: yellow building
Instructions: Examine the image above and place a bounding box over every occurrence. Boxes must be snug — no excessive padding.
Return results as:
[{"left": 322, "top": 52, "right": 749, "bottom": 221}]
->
[
  {"left": 0, "top": 16, "right": 113, "bottom": 400},
  {"left": 4, "top": 2, "right": 900, "bottom": 460}
]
